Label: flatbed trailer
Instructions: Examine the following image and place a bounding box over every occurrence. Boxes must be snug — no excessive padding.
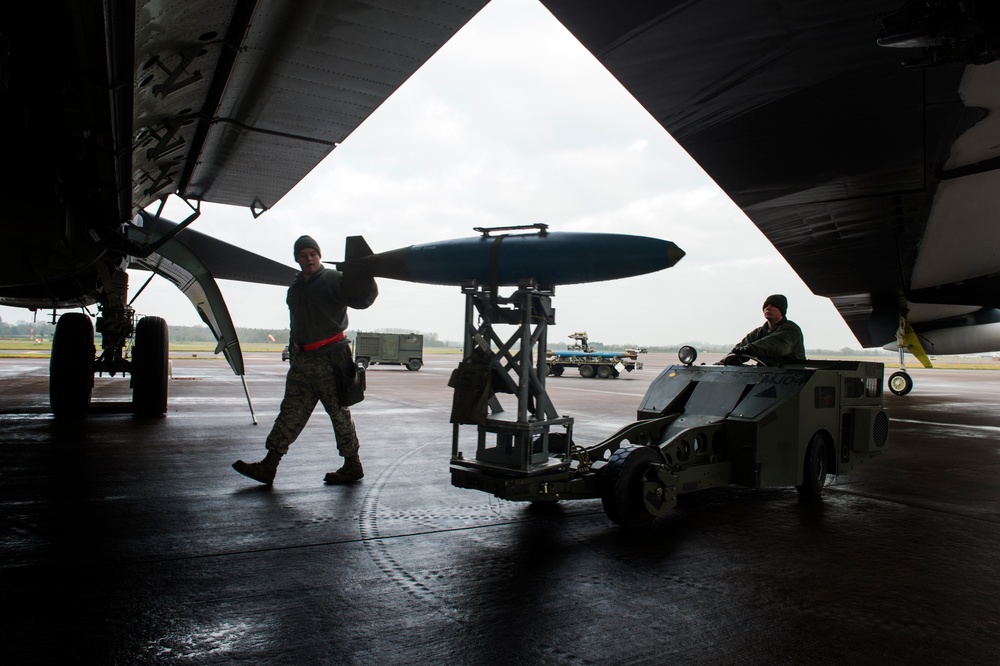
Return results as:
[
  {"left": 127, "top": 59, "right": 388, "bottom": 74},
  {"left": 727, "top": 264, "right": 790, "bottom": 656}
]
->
[
  {"left": 546, "top": 331, "right": 644, "bottom": 378},
  {"left": 546, "top": 350, "right": 642, "bottom": 378}
]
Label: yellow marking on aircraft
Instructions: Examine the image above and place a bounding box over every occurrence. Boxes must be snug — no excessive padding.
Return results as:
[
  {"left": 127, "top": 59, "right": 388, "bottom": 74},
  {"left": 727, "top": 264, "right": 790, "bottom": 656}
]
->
[{"left": 897, "top": 317, "right": 933, "bottom": 368}]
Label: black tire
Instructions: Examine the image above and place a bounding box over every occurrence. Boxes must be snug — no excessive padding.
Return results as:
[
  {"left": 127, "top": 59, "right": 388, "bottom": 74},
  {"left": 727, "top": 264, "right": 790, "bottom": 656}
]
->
[
  {"left": 579, "top": 364, "right": 596, "bottom": 378},
  {"left": 406, "top": 358, "right": 422, "bottom": 371},
  {"left": 597, "top": 365, "right": 613, "bottom": 379},
  {"left": 50, "top": 312, "right": 94, "bottom": 419},
  {"left": 550, "top": 365, "right": 564, "bottom": 377},
  {"left": 357, "top": 357, "right": 369, "bottom": 369},
  {"left": 132, "top": 316, "right": 169, "bottom": 417},
  {"left": 796, "top": 433, "right": 829, "bottom": 498},
  {"left": 888, "top": 371, "right": 913, "bottom": 396},
  {"left": 601, "top": 446, "right": 663, "bottom": 528}
]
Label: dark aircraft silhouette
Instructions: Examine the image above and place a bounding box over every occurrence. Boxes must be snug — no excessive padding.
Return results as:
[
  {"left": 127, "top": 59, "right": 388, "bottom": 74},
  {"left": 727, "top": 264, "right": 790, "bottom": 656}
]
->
[
  {"left": 0, "top": 1, "right": 490, "bottom": 417},
  {"left": 2, "top": 0, "right": 999, "bottom": 415},
  {"left": 539, "top": 0, "right": 1000, "bottom": 394}
]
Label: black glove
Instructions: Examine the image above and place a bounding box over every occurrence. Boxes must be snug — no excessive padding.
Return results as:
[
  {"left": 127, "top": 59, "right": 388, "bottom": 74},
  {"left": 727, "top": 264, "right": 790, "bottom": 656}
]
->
[{"left": 720, "top": 345, "right": 750, "bottom": 366}]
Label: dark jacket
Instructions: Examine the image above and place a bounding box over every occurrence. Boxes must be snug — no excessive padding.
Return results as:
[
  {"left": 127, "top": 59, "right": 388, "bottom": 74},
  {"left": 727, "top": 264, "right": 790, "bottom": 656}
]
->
[
  {"left": 287, "top": 265, "right": 377, "bottom": 348},
  {"left": 736, "top": 318, "right": 806, "bottom": 366}
]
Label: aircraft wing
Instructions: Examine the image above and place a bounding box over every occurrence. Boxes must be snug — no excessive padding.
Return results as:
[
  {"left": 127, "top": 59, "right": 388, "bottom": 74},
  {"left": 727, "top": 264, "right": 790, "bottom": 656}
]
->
[
  {"left": 125, "top": 213, "right": 298, "bottom": 376},
  {"left": 9, "top": 0, "right": 998, "bottom": 363},
  {"left": 1, "top": 0, "right": 488, "bottom": 308},
  {"left": 129, "top": 213, "right": 298, "bottom": 288},
  {"left": 130, "top": 0, "right": 490, "bottom": 216},
  {"left": 541, "top": 0, "right": 1000, "bottom": 350}
]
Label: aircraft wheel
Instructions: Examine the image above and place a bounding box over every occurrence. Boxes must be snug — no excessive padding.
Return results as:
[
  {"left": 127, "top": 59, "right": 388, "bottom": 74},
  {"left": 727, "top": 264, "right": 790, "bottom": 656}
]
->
[
  {"left": 406, "top": 358, "right": 422, "bottom": 371},
  {"left": 357, "top": 357, "right": 369, "bottom": 369},
  {"left": 796, "top": 432, "right": 829, "bottom": 499},
  {"left": 601, "top": 446, "right": 662, "bottom": 528},
  {"left": 579, "top": 364, "right": 595, "bottom": 378},
  {"left": 549, "top": 365, "right": 564, "bottom": 377},
  {"left": 50, "top": 312, "right": 95, "bottom": 420},
  {"left": 888, "top": 371, "right": 913, "bottom": 396},
  {"left": 597, "top": 365, "right": 613, "bottom": 379},
  {"left": 132, "top": 316, "right": 169, "bottom": 417}
]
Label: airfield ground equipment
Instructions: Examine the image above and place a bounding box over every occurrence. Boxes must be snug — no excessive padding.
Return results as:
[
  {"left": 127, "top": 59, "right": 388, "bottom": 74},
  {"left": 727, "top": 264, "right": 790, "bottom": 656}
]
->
[
  {"left": 451, "top": 341, "right": 889, "bottom": 528},
  {"left": 354, "top": 332, "right": 423, "bottom": 371},
  {"left": 546, "top": 331, "right": 645, "bottom": 378}
]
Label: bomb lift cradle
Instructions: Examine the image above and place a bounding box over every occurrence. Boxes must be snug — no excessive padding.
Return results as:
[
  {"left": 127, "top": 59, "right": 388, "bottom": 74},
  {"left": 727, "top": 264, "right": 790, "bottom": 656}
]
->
[{"left": 449, "top": 278, "right": 574, "bottom": 491}]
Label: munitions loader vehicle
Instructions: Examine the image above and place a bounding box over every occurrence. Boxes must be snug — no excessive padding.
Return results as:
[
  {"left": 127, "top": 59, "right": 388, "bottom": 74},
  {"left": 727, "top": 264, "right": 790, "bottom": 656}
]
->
[{"left": 451, "top": 346, "right": 889, "bottom": 527}]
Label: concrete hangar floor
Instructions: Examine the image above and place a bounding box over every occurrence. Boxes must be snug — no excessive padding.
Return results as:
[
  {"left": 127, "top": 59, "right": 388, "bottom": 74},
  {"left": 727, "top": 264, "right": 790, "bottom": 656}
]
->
[{"left": 0, "top": 351, "right": 996, "bottom": 664}]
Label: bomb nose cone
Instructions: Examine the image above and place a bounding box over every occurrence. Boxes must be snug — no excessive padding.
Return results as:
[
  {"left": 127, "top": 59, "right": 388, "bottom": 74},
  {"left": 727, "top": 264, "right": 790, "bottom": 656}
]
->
[{"left": 667, "top": 243, "right": 686, "bottom": 267}]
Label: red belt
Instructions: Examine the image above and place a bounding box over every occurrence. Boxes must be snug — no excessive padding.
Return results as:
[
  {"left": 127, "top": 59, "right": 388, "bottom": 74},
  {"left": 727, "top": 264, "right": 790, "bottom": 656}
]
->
[{"left": 298, "top": 331, "right": 346, "bottom": 352}]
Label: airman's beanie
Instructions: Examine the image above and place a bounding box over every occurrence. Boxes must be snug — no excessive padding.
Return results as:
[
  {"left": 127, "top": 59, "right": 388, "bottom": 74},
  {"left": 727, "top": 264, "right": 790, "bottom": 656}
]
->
[
  {"left": 763, "top": 294, "right": 787, "bottom": 317},
  {"left": 294, "top": 235, "right": 321, "bottom": 257}
]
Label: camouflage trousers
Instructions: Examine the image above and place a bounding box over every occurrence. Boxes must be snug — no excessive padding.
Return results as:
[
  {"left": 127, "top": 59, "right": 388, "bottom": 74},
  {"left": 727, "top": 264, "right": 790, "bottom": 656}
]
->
[{"left": 265, "top": 343, "right": 360, "bottom": 458}]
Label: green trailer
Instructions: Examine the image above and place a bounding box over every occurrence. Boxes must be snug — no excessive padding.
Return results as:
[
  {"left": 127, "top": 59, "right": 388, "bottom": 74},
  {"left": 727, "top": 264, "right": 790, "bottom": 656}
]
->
[{"left": 354, "top": 332, "right": 423, "bottom": 371}]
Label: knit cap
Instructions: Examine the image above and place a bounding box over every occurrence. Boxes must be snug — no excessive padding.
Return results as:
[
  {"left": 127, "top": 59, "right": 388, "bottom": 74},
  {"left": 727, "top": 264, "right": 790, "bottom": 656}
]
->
[{"left": 294, "top": 235, "right": 321, "bottom": 257}]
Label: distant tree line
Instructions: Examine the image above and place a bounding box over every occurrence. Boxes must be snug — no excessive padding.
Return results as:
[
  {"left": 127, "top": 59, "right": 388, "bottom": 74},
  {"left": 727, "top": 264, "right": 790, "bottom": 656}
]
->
[
  {"left": 0, "top": 318, "right": 467, "bottom": 347},
  {"left": 554, "top": 339, "right": 880, "bottom": 356},
  {"left": 169, "top": 325, "right": 292, "bottom": 344},
  {"left": 0, "top": 316, "right": 877, "bottom": 354},
  {"left": 355, "top": 328, "right": 462, "bottom": 348},
  {"left": 172, "top": 325, "right": 465, "bottom": 347},
  {"left": 0, "top": 319, "right": 54, "bottom": 338},
  {"left": 0, "top": 321, "right": 294, "bottom": 344}
]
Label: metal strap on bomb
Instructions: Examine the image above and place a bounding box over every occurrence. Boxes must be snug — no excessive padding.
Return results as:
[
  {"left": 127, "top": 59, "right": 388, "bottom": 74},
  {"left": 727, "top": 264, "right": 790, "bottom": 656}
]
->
[{"left": 479, "top": 223, "right": 548, "bottom": 308}]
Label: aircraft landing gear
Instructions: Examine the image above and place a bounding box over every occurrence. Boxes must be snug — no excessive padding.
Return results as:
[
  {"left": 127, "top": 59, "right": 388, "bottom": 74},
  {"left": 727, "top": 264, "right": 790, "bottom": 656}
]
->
[
  {"left": 132, "top": 316, "right": 169, "bottom": 417},
  {"left": 887, "top": 339, "right": 918, "bottom": 396},
  {"left": 46, "top": 263, "right": 172, "bottom": 419},
  {"left": 50, "top": 312, "right": 95, "bottom": 419},
  {"left": 888, "top": 370, "right": 913, "bottom": 396}
]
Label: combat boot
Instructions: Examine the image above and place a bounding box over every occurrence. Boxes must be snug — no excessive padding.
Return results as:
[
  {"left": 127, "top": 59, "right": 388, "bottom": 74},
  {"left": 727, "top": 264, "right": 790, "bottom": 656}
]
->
[
  {"left": 232, "top": 450, "right": 283, "bottom": 485},
  {"left": 324, "top": 456, "right": 364, "bottom": 484}
]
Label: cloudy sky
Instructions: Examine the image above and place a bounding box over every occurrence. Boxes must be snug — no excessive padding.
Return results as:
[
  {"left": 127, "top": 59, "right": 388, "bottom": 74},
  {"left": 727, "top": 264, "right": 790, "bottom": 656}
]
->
[{"left": 2, "top": 0, "right": 864, "bottom": 350}]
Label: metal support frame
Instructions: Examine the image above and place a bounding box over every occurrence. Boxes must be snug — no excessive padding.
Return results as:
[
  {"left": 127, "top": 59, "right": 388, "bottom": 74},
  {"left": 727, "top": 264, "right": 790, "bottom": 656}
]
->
[{"left": 450, "top": 281, "right": 573, "bottom": 476}]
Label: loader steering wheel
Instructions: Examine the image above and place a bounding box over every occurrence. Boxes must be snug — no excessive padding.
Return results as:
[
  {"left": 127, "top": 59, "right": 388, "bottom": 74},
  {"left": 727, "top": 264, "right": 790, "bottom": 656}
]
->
[{"left": 720, "top": 352, "right": 767, "bottom": 367}]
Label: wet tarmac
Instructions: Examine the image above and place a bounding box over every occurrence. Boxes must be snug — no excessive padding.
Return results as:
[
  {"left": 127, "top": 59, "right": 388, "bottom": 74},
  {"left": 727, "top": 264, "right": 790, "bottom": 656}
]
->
[{"left": 1, "top": 352, "right": 997, "bottom": 664}]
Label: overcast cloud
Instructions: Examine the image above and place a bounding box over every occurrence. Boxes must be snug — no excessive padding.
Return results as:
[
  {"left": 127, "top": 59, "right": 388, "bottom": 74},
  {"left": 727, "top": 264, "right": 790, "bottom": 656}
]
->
[{"left": 1, "top": 0, "right": 863, "bottom": 350}]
